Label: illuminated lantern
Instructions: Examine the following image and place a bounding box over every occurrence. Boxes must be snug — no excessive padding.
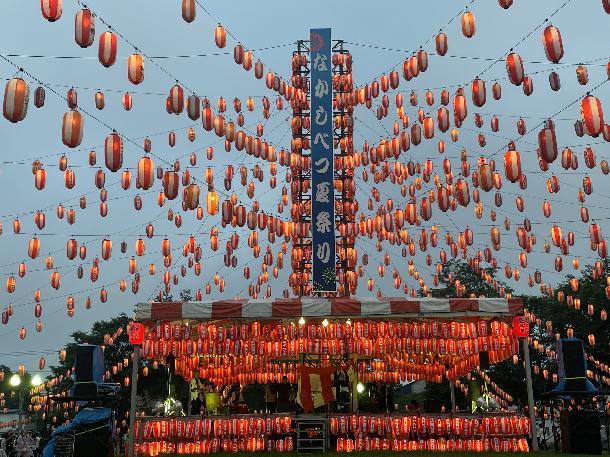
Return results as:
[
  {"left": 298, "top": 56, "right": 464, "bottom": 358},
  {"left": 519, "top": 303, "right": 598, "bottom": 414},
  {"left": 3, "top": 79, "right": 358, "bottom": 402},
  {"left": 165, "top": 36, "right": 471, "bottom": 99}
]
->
[
  {"left": 436, "top": 32, "right": 448, "bottom": 56},
  {"left": 555, "top": 256, "right": 563, "bottom": 272},
  {"left": 207, "top": 191, "right": 219, "bottom": 215},
  {"left": 461, "top": 11, "right": 476, "bottom": 38},
  {"left": 423, "top": 117, "right": 434, "bottom": 139},
  {"left": 499, "top": 0, "right": 513, "bottom": 8},
  {"left": 3, "top": 78, "right": 29, "bottom": 123},
  {"left": 202, "top": 107, "right": 214, "bottom": 131},
  {"left": 581, "top": 95, "right": 604, "bottom": 137},
  {"left": 479, "top": 164, "right": 494, "bottom": 191},
  {"left": 549, "top": 71, "right": 561, "bottom": 91},
  {"left": 34, "top": 211, "right": 45, "bottom": 230},
  {"left": 590, "top": 223, "right": 603, "bottom": 244},
  {"left": 98, "top": 31, "right": 118, "bottom": 67},
  {"left": 34, "top": 86, "right": 45, "bottom": 108},
  {"left": 41, "top": 0, "right": 62, "bottom": 21},
  {"left": 551, "top": 226, "right": 562, "bottom": 247},
  {"left": 576, "top": 65, "right": 588, "bottom": 85},
  {"left": 122, "top": 92, "right": 132, "bottom": 111},
  {"left": 213, "top": 115, "right": 225, "bottom": 136},
  {"left": 74, "top": 8, "right": 95, "bottom": 48},
  {"left": 542, "top": 201, "right": 551, "bottom": 218},
  {"left": 137, "top": 156, "right": 155, "bottom": 190},
  {"left": 542, "top": 26, "right": 564, "bottom": 63},
  {"left": 62, "top": 110, "right": 83, "bottom": 148},
  {"left": 121, "top": 170, "right": 131, "bottom": 190},
  {"left": 184, "top": 183, "right": 200, "bottom": 210},
  {"left": 417, "top": 49, "right": 428, "bottom": 72},
  {"left": 420, "top": 197, "right": 432, "bottom": 221},
  {"left": 215, "top": 24, "right": 226, "bottom": 48},
  {"left": 135, "top": 238, "right": 145, "bottom": 256},
  {"left": 95, "top": 91, "right": 105, "bottom": 110},
  {"left": 51, "top": 271, "right": 60, "bottom": 290},
  {"left": 522, "top": 76, "right": 533, "bottom": 96},
  {"left": 187, "top": 94, "right": 200, "bottom": 120},
  {"left": 64, "top": 169, "right": 76, "bottom": 189},
  {"left": 101, "top": 238, "right": 112, "bottom": 260},
  {"left": 254, "top": 60, "right": 264, "bottom": 79},
  {"left": 538, "top": 127, "right": 558, "bottom": 163},
  {"left": 66, "top": 239, "right": 77, "bottom": 260},
  {"left": 6, "top": 275, "right": 16, "bottom": 294},
  {"left": 584, "top": 147, "right": 596, "bottom": 169},
  {"left": 583, "top": 176, "right": 592, "bottom": 195},
  {"left": 104, "top": 133, "right": 123, "bottom": 172},
  {"left": 504, "top": 150, "right": 521, "bottom": 182},
  {"left": 182, "top": 0, "right": 196, "bottom": 22},
  {"left": 437, "top": 107, "right": 450, "bottom": 132},
  {"left": 162, "top": 171, "right": 179, "bottom": 200},
  {"left": 505, "top": 53, "right": 524, "bottom": 85},
  {"left": 19, "top": 327, "right": 26, "bottom": 340},
  {"left": 453, "top": 94, "right": 467, "bottom": 122},
  {"left": 66, "top": 89, "right": 78, "bottom": 109},
  {"left": 471, "top": 79, "right": 486, "bottom": 107},
  {"left": 34, "top": 168, "right": 46, "bottom": 190},
  {"left": 28, "top": 237, "right": 41, "bottom": 259},
  {"left": 169, "top": 84, "right": 184, "bottom": 114},
  {"left": 127, "top": 54, "right": 144, "bottom": 85}
]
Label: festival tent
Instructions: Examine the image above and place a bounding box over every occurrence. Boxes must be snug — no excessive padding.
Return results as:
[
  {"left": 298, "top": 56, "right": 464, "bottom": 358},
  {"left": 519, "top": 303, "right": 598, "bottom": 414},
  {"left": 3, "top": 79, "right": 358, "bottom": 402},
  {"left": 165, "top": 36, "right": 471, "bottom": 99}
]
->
[{"left": 135, "top": 297, "right": 523, "bottom": 320}]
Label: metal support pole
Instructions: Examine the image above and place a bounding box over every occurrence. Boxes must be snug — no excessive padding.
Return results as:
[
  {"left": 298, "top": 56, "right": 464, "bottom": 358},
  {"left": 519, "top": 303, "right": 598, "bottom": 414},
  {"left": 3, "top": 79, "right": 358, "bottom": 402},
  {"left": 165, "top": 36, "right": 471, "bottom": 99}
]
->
[
  {"left": 522, "top": 338, "right": 538, "bottom": 451},
  {"left": 18, "top": 387, "right": 23, "bottom": 432},
  {"left": 450, "top": 382, "right": 456, "bottom": 413},
  {"left": 127, "top": 345, "right": 140, "bottom": 457}
]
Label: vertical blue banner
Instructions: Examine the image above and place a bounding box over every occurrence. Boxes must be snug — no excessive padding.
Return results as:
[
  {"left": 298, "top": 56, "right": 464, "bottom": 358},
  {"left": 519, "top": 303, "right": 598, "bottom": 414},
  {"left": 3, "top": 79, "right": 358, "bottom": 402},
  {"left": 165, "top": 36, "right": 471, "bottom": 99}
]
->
[{"left": 310, "top": 28, "right": 336, "bottom": 292}]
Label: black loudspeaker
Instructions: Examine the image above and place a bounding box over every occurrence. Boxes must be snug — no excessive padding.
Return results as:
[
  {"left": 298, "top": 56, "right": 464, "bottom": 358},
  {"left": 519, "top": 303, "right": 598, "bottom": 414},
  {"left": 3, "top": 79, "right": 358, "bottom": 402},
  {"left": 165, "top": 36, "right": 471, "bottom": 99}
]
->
[
  {"left": 73, "top": 345, "right": 98, "bottom": 398},
  {"left": 75, "top": 345, "right": 95, "bottom": 382},
  {"left": 479, "top": 351, "right": 489, "bottom": 369},
  {"left": 557, "top": 339, "right": 587, "bottom": 391},
  {"left": 560, "top": 410, "right": 602, "bottom": 454}
]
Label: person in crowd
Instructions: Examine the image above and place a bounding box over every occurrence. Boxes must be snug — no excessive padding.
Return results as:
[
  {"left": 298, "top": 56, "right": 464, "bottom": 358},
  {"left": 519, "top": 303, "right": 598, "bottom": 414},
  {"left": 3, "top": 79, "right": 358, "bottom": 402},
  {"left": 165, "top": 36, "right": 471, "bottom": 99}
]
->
[
  {"left": 334, "top": 368, "right": 350, "bottom": 412},
  {"left": 189, "top": 372, "right": 204, "bottom": 415},
  {"left": 374, "top": 381, "right": 387, "bottom": 412},
  {"left": 407, "top": 399, "right": 420, "bottom": 412},
  {"left": 15, "top": 432, "right": 33, "bottom": 457},
  {"left": 276, "top": 376, "right": 293, "bottom": 412},
  {"left": 265, "top": 383, "right": 276, "bottom": 413},
  {"left": 243, "top": 380, "right": 266, "bottom": 413},
  {"left": 385, "top": 383, "right": 394, "bottom": 412}
]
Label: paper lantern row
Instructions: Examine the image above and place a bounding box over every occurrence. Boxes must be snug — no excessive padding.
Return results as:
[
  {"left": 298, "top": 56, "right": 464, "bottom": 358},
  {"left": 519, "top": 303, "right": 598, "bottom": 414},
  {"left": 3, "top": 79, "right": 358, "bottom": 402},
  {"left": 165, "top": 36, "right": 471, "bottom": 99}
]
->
[
  {"left": 336, "top": 436, "right": 529, "bottom": 452},
  {"left": 329, "top": 414, "right": 530, "bottom": 437},
  {"left": 137, "top": 416, "right": 291, "bottom": 440},
  {"left": 151, "top": 320, "right": 511, "bottom": 343}
]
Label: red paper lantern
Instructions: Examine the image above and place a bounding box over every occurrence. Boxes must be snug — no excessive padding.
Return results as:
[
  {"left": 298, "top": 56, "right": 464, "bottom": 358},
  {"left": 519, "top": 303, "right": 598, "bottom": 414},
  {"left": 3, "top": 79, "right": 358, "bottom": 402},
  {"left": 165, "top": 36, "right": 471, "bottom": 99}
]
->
[{"left": 128, "top": 322, "right": 145, "bottom": 345}]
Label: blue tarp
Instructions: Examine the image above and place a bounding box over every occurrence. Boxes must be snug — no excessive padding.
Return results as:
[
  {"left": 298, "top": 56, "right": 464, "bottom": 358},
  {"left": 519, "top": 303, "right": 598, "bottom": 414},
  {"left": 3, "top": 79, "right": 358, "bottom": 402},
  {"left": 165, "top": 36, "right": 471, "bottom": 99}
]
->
[{"left": 42, "top": 408, "right": 111, "bottom": 457}]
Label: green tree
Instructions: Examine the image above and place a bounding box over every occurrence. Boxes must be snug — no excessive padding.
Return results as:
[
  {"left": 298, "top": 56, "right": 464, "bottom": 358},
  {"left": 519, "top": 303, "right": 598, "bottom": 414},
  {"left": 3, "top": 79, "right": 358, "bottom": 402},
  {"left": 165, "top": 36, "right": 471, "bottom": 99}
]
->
[{"left": 428, "top": 258, "right": 513, "bottom": 298}]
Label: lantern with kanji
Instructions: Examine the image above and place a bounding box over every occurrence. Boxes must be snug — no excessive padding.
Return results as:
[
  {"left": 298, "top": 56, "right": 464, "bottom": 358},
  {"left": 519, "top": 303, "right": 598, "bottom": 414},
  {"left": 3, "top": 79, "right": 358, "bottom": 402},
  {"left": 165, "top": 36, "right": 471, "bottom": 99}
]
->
[{"left": 128, "top": 322, "right": 145, "bottom": 345}]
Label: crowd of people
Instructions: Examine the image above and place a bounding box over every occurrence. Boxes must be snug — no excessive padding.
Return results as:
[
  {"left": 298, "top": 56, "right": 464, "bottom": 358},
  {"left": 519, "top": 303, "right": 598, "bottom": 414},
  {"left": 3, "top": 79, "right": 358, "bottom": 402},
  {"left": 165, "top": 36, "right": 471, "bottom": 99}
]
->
[
  {"left": 189, "top": 375, "right": 298, "bottom": 415},
  {"left": 0, "top": 431, "right": 40, "bottom": 457}
]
